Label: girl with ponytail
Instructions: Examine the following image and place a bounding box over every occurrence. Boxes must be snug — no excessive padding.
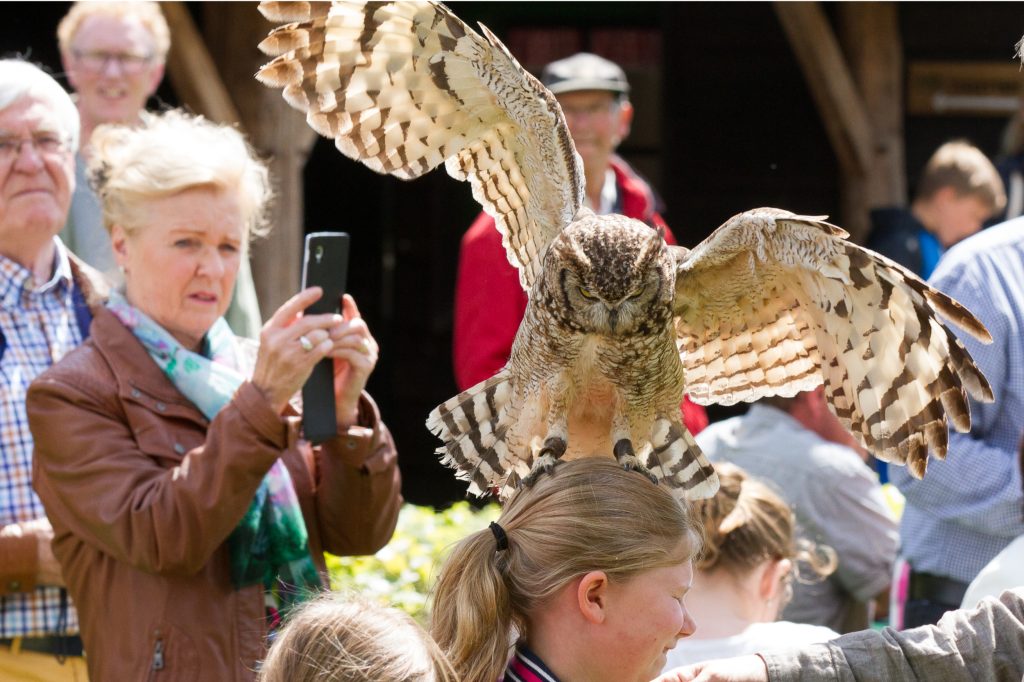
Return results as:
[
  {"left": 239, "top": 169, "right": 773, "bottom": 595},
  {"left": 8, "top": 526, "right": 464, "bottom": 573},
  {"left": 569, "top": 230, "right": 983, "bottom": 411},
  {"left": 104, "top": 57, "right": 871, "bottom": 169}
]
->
[
  {"left": 660, "top": 462, "right": 838, "bottom": 673},
  {"left": 430, "top": 457, "right": 703, "bottom": 682}
]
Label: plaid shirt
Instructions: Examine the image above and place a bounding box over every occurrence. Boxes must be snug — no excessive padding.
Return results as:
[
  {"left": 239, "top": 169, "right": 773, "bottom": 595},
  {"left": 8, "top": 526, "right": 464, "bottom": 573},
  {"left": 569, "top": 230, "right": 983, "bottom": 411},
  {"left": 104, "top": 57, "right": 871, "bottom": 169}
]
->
[
  {"left": 890, "top": 218, "right": 1024, "bottom": 583},
  {"left": 0, "top": 238, "right": 82, "bottom": 637}
]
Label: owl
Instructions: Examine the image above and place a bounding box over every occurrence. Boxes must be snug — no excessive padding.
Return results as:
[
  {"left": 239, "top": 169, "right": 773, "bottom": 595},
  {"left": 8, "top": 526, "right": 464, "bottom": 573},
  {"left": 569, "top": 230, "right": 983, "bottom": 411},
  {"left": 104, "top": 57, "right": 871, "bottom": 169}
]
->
[{"left": 256, "top": 0, "right": 993, "bottom": 500}]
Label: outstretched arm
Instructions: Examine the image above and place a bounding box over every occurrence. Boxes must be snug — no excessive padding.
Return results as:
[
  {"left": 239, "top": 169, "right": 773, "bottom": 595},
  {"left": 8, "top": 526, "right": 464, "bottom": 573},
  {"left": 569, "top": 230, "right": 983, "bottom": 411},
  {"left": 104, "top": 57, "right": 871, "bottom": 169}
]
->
[{"left": 659, "top": 588, "right": 1024, "bottom": 682}]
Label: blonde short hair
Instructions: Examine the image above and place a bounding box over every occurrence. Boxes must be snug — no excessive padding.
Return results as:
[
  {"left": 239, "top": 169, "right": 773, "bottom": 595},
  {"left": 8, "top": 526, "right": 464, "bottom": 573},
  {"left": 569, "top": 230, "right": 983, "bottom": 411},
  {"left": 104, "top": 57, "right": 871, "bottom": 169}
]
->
[
  {"left": 88, "top": 109, "right": 271, "bottom": 242},
  {"left": 430, "top": 458, "right": 701, "bottom": 682},
  {"left": 57, "top": 2, "right": 171, "bottom": 60},
  {"left": 917, "top": 140, "right": 1006, "bottom": 214},
  {"left": 692, "top": 462, "right": 835, "bottom": 584},
  {"left": 258, "top": 593, "right": 457, "bottom": 682}
]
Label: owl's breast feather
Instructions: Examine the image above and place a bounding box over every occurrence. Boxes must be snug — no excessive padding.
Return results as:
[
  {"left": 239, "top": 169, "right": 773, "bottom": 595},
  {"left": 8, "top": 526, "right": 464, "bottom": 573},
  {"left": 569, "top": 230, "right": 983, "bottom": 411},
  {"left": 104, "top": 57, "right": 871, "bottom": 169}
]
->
[{"left": 567, "top": 336, "right": 620, "bottom": 406}]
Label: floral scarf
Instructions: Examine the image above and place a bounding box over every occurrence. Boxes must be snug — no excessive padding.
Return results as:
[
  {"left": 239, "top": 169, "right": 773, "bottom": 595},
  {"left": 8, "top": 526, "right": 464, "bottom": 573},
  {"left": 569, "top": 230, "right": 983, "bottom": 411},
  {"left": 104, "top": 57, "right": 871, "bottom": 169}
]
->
[{"left": 106, "top": 292, "right": 321, "bottom": 618}]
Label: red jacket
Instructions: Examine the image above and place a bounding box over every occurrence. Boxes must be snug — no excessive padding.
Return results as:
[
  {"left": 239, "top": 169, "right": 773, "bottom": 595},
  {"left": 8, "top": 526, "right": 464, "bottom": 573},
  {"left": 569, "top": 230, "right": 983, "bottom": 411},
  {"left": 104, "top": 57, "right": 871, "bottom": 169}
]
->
[{"left": 452, "top": 158, "right": 708, "bottom": 434}]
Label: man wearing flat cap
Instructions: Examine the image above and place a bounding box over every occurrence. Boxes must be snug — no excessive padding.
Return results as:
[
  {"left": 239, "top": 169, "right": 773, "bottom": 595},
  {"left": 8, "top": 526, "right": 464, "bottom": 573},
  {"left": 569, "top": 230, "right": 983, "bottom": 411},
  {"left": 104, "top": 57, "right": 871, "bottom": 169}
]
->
[{"left": 452, "top": 52, "right": 708, "bottom": 434}]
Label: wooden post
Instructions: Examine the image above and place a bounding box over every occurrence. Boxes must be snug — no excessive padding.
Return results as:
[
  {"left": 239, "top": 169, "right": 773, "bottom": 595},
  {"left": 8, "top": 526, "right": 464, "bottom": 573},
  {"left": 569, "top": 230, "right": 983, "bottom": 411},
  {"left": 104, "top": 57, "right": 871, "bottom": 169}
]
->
[
  {"left": 161, "top": 2, "right": 242, "bottom": 126},
  {"left": 201, "top": 2, "right": 318, "bottom": 318},
  {"left": 774, "top": 2, "right": 877, "bottom": 240},
  {"left": 839, "top": 3, "right": 906, "bottom": 240}
]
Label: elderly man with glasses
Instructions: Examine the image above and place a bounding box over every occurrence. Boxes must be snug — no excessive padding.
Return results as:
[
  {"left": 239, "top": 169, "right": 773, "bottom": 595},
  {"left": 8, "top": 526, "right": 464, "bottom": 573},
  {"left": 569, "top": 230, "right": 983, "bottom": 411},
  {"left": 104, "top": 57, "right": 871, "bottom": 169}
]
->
[
  {"left": 0, "top": 58, "right": 102, "bottom": 681},
  {"left": 56, "top": 1, "right": 263, "bottom": 339}
]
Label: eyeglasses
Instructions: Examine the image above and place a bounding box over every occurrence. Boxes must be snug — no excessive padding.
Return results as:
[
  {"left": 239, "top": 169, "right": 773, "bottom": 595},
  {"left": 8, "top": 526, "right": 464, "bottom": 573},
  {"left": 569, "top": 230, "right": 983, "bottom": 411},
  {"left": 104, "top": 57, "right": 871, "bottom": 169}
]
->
[
  {"left": 559, "top": 100, "right": 622, "bottom": 120},
  {"left": 72, "top": 50, "right": 154, "bottom": 73},
  {"left": 0, "top": 133, "right": 70, "bottom": 162}
]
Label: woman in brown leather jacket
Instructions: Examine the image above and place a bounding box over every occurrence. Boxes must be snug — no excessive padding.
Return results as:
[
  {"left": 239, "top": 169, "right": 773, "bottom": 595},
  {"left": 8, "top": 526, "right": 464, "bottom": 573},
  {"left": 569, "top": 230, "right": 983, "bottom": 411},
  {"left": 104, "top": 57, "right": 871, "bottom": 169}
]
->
[{"left": 26, "top": 110, "right": 402, "bottom": 681}]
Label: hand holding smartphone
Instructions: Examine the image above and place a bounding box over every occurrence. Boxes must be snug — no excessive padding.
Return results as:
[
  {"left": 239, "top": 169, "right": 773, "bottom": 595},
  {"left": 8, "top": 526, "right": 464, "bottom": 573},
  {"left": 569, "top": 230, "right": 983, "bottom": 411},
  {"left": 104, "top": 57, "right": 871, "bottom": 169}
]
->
[{"left": 301, "top": 232, "right": 350, "bottom": 443}]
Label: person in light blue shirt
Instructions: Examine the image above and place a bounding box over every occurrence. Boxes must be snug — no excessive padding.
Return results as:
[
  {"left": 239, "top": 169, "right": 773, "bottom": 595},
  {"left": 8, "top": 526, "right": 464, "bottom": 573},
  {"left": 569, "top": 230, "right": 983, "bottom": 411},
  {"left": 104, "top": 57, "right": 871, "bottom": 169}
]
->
[{"left": 890, "top": 216, "right": 1024, "bottom": 628}]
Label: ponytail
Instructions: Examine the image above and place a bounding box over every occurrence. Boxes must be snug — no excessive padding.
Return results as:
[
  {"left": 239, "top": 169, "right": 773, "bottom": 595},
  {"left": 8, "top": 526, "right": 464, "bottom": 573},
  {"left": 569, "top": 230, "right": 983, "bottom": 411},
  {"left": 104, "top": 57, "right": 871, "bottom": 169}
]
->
[
  {"left": 431, "top": 527, "right": 516, "bottom": 681},
  {"left": 430, "top": 458, "right": 700, "bottom": 681}
]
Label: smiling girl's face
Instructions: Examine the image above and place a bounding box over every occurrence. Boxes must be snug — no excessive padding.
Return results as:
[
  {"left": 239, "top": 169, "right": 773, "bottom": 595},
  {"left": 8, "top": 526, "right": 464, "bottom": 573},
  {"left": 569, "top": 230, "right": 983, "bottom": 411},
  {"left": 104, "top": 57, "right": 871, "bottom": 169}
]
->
[{"left": 601, "top": 555, "right": 697, "bottom": 682}]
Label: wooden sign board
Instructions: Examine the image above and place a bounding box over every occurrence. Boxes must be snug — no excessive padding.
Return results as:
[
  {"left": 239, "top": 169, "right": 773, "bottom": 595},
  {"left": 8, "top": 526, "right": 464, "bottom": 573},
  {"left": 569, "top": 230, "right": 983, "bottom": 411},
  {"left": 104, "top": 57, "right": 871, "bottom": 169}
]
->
[{"left": 908, "top": 61, "right": 1023, "bottom": 116}]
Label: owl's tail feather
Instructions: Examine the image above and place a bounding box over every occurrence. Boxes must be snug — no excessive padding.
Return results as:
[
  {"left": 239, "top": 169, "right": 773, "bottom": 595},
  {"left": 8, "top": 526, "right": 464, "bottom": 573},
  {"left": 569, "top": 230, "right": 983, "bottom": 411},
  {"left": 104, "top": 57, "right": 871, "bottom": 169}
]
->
[
  {"left": 427, "top": 372, "right": 516, "bottom": 498},
  {"left": 647, "top": 419, "right": 720, "bottom": 500}
]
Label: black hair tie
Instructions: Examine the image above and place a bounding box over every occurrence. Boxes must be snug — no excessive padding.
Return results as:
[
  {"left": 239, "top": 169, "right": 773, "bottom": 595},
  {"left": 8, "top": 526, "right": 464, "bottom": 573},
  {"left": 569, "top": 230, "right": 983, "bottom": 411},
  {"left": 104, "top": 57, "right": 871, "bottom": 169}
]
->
[{"left": 489, "top": 521, "right": 509, "bottom": 552}]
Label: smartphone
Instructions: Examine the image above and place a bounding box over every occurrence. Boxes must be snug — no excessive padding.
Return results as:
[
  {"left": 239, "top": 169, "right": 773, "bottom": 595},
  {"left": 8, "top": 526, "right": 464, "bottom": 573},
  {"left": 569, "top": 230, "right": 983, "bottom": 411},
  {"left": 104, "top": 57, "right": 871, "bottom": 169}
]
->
[{"left": 301, "top": 232, "right": 350, "bottom": 443}]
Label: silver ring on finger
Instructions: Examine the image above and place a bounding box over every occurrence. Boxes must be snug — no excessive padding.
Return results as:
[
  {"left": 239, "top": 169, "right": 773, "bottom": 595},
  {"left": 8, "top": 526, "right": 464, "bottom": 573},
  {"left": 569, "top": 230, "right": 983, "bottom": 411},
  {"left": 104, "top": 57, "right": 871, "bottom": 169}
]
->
[{"left": 298, "top": 334, "right": 314, "bottom": 352}]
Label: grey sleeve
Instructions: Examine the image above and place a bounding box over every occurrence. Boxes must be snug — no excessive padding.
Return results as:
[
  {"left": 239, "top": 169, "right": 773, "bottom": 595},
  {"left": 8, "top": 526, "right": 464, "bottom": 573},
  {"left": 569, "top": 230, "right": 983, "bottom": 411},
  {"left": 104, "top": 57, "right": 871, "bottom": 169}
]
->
[
  {"left": 803, "top": 456, "right": 899, "bottom": 601},
  {"left": 62, "top": 170, "right": 118, "bottom": 275},
  {"left": 763, "top": 589, "right": 1024, "bottom": 682},
  {"left": 224, "top": 255, "right": 263, "bottom": 339}
]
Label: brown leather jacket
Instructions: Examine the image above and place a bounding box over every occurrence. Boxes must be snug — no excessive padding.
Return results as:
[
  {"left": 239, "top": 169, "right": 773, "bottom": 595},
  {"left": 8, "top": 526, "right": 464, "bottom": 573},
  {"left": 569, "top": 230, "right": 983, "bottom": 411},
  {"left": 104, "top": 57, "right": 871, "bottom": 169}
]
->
[{"left": 27, "top": 306, "right": 402, "bottom": 681}]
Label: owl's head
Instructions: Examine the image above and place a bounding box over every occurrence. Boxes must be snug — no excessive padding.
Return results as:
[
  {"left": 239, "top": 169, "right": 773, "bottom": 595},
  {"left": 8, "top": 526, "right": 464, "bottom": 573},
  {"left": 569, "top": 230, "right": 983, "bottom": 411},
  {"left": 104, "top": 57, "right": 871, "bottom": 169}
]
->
[{"left": 543, "top": 214, "right": 675, "bottom": 336}]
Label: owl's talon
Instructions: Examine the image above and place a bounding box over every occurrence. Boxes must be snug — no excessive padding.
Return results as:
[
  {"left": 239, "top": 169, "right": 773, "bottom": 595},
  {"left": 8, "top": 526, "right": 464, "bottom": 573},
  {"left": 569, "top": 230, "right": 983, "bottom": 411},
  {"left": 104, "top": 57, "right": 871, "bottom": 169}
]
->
[
  {"left": 522, "top": 452, "right": 559, "bottom": 487},
  {"left": 540, "top": 436, "right": 567, "bottom": 460},
  {"left": 613, "top": 438, "right": 635, "bottom": 461},
  {"left": 613, "top": 438, "right": 657, "bottom": 483},
  {"left": 620, "top": 455, "right": 658, "bottom": 485}
]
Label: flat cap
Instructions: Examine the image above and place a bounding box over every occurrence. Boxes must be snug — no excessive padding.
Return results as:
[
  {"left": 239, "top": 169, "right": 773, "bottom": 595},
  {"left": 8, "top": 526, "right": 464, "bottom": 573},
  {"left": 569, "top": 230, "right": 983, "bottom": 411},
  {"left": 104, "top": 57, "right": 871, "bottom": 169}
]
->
[{"left": 540, "top": 52, "right": 629, "bottom": 96}]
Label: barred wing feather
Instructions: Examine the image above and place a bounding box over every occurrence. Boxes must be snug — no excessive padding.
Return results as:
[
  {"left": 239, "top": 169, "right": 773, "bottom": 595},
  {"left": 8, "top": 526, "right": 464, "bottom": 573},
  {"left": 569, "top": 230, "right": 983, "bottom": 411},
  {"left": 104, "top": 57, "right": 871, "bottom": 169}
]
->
[
  {"left": 257, "top": 0, "right": 583, "bottom": 291},
  {"left": 673, "top": 207, "right": 993, "bottom": 478}
]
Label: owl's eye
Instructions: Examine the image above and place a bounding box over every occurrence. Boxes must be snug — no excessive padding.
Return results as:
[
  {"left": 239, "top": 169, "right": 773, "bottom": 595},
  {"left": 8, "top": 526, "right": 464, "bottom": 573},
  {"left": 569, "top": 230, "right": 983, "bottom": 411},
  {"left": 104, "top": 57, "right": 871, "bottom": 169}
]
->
[
  {"left": 628, "top": 285, "right": 647, "bottom": 300},
  {"left": 579, "top": 286, "right": 596, "bottom": 299}
]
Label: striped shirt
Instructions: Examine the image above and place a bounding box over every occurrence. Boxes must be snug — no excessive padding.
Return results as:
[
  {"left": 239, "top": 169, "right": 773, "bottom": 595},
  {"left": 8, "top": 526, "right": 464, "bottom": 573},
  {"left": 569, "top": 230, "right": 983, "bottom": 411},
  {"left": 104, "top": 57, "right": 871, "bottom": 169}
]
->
[
  {"left": 0, "top": 238, "right": 81, "bottom": 637},
  {"left": 504, "top": 646, "right": 561, "bottom": 682},
  {"left": 890, "top": 218, "right": 1024, "bottom": 583}
]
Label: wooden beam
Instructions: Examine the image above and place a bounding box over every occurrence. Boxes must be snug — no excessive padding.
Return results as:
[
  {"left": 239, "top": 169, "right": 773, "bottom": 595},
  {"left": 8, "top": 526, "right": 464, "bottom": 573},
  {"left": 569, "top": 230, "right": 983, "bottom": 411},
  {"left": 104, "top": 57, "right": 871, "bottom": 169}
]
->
[
  {"left": 839, "top": 3, "right": 905, "bottom": 241},
  {"left": 908, "top": 61, "right": 1023, "bottom": 116},
  {"left": 202, "top": 3, "right": 318, "bottom": 318},
  {"left": 774, "top": 2, "right": 874, "bottom": 179},
  {"left": 161, "top": 2, "right": 242, "bottom": 126}
]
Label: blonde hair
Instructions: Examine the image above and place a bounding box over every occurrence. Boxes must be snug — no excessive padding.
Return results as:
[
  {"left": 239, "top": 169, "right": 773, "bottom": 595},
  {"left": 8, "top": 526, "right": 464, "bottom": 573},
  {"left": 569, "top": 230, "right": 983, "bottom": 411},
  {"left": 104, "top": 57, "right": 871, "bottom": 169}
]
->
[
  {"left": 0, "top": 59, "right": 80, "bottom": 153},
  {"left": 88, "top": 109, "right": 272, "bottom": 242},
  {"left": 430, "top": 458, "right": 701, "bottom": 682},
  {"left": 916, "top": 140, "right": 1006, "bottom": 214},
  {"left": 258, "top": 593, "right": 457, "bottom": 682},
  {"left": 57, "top": 1, "right": 171, "bottom": 60},
  {"left": 692, "top": 462, "right": 835, "bottom": 585}
]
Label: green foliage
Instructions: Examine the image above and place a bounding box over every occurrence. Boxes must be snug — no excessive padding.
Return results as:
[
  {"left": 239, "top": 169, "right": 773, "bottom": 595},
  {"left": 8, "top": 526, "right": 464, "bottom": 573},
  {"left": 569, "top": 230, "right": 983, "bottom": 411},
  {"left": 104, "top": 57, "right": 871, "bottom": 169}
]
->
[{"left": 325, "top": 502, "right": 500, "bottom": 622}]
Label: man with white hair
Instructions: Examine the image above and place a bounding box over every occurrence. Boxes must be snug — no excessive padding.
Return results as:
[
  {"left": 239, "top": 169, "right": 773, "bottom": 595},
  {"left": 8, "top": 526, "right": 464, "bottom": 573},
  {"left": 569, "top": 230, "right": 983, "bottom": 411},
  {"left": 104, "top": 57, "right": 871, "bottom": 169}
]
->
[
  {"left": 0, "top": 58, "right": 99, "bottom": 680},
  {"left": 57, "top": 1, "right": 262, "bottom": 337}
]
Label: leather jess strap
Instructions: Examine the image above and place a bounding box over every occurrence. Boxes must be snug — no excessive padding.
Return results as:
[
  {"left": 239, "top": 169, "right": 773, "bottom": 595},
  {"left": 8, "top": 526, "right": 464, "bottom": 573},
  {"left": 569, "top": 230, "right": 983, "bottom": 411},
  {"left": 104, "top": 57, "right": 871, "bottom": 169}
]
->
[{"left": 0, "top": 635, "right": 84, "bottom": 657}]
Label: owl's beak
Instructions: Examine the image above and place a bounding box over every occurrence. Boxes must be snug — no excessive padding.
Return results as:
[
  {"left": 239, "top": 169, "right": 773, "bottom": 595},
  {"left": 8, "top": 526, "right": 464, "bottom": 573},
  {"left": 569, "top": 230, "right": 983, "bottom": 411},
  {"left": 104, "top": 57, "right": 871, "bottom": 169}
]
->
[{"left": 607, "top": 307, "right": 619, "bottom": 331}]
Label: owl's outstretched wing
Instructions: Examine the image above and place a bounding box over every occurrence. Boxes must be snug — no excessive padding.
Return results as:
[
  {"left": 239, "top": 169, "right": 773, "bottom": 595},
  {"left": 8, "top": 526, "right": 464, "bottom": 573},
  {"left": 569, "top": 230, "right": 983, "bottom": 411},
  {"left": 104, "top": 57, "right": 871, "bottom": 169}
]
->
[
  {"left": 257, "top": 0, "right": 583, "bottom": 290},
  {"left": 672, "top": 207, "right": 993, "bottom": 478}
]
